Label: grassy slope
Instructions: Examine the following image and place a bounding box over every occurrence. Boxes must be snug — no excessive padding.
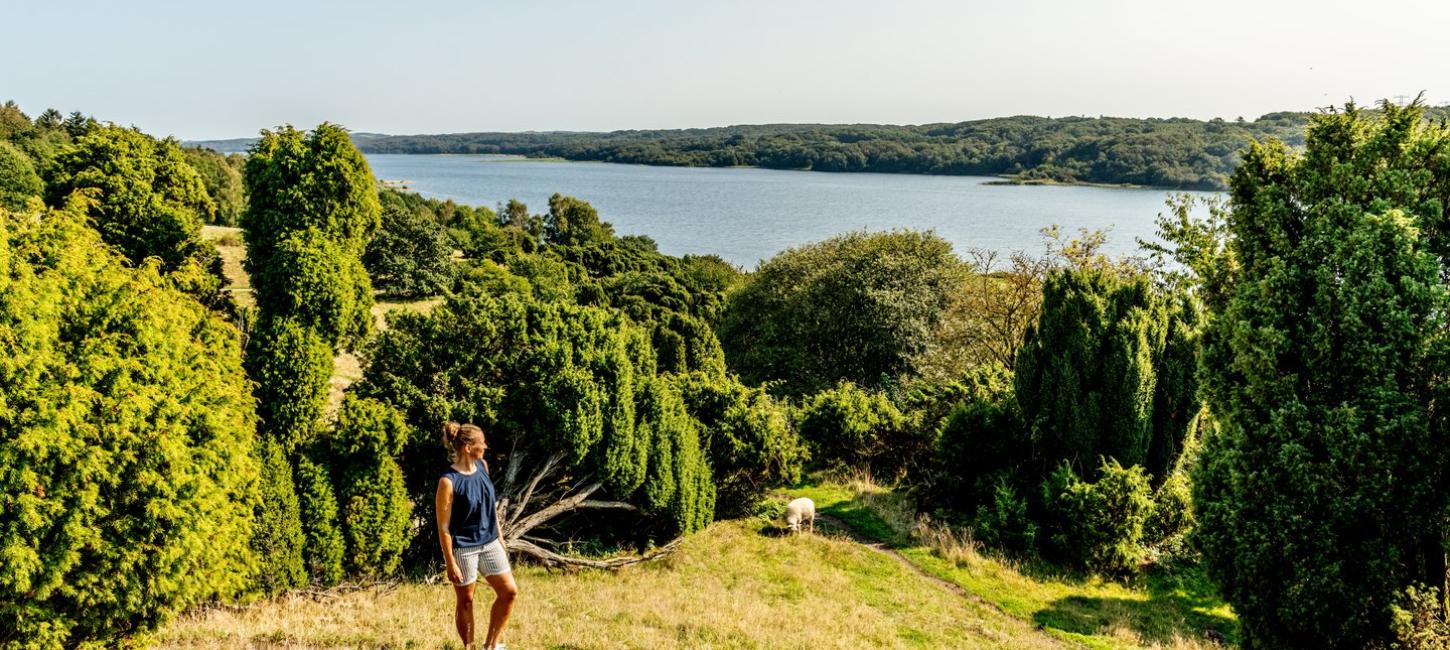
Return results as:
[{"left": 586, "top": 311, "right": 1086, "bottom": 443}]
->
[
  {"left": 159, "top": 517, "right": 1066, "bottom": 649},
  {"left": 789, "top": 479, "right": 1236, "bottom": 650}
]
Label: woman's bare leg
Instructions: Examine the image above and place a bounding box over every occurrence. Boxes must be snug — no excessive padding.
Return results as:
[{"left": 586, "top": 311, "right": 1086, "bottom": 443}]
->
[
  {"left": 482, "top": 572, "right": 518, "bottom": 649},
  {"left": 453, "top": 582, "right": 478, "bottom": 649}
]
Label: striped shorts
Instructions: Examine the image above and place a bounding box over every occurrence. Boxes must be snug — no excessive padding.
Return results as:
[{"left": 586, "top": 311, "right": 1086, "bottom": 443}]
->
[{"left": 451, "top": 538, "right": 510, "bottom": 586}]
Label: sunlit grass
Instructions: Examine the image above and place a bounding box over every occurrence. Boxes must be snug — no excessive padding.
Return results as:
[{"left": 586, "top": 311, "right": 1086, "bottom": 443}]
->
[
  {"left": 789, "top": 474, "right": 1236, "bottom": 650},
  {"left": 159, "top": 518, "right": 1064, "bottom": 649}
]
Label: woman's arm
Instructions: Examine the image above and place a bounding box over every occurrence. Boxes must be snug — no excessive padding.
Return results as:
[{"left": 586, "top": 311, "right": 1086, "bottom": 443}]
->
[{"left": 436, "top": 477, "right": 462, "bottom": 584}]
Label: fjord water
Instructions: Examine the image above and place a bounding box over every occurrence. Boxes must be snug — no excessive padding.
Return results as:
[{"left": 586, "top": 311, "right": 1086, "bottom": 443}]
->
[{"left": 365, "top": 154, "right": 1213, "bottom": 268}]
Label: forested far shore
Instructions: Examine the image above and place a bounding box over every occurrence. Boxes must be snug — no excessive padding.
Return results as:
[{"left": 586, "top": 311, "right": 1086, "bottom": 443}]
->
[{"left": 194, "top": 106, "right": 1449, "bottom": 191}]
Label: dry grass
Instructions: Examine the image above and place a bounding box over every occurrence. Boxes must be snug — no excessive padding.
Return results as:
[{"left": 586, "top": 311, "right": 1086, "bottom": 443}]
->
[
  {"left": 202, "top": 225, "right": 252, "bottom": 308},
  {"left": 159, "top": 519, "right": 1066, "bottom": 649},
  {"left": 373, "top": 298, "right": 444, "bottom": 332}
]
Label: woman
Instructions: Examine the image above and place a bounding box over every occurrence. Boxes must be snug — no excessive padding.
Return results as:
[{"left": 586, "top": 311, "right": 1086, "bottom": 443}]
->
[{"left": 437, "top": 421, "right": 518, "bottom": 650}]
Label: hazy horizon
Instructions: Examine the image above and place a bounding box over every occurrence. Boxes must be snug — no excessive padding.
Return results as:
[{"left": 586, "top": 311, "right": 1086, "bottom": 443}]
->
[{"left": 8, "top": 0, "right": 1448, "bottom": 141}]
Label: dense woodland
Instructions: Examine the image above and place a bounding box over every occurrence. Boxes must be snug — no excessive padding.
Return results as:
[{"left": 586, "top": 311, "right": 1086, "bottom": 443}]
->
[
  {"left": 6, "top": 98, "right": 1450, "bottom": 649},
  {"left": 193, "top": 107, "right": 1448, "bottom": 191}
]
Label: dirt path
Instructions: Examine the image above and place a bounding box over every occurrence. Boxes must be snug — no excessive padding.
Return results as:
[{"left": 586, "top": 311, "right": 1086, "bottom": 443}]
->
[
  {"left": 810, "top": 511, "right": 1055, "bottom": 644},
  {"left": 813, "top": 514, "right": 977, "bottom": 599}
]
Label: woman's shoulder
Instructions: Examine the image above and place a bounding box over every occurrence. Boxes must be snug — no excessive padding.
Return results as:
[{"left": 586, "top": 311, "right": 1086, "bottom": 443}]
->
[{"left": 439, "top": 461, "right": 483, "bottom": 479}]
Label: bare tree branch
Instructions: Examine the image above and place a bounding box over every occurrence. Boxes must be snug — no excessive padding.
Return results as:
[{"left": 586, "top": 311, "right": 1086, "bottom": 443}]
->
[
  {"left": 508, "top": 451, "right": 565, "bottom": 526},
  {"left": 504, "top": 481, "right": 603, "bottom": 542},
  {"left": 508, "top": 536, "right": 683, "bottom": 570},
  {"left": 578, "top": 500, "right": 638, "bottom": 511}
]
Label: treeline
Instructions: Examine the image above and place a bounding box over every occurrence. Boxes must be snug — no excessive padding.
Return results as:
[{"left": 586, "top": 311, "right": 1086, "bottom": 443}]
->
[{"left": 342, "top": 109, "right": 1450, "bottom": 190}]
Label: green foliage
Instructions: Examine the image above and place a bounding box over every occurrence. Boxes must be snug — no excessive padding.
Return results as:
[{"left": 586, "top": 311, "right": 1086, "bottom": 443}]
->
[
  {"left": 251, "top": 230, "right": 373, "bottom": 349},
  {"left": 243, "top": 317, "right": 333, "bottom": 451},
  {"left": 243, "top": 124, "right": 379, "bottom": 264},
  {"left": 0, "top": 141, "right": 42, "bottom": 210},
  {"left": 365, "top": 189, "right": 456, "bottom": 298},
  {"left": 1193, "top": 102, "right": 1450, "bottom": 648},
  {"left": 795, "top": 381, "right": 911, "bottom": 471},
  {"left": 452, "top": 199, "right": 529, "bottom": 260},
  {"left": 183, "top": 146, "right": 245, "bottom": 226},
  {"left": 637, "top": 378, "right": 716, "bottom": 533},
  {"left": 0, "top": 207, "right": 260, "bottom": 646},
  {"left": 931, "top": 376, "right": 1030, "bottom": 511},
  {"left": 241, "top": 123, "right": 380, "bottom": 589},
  {"left": 1386, "top": 585, "right": 1450, "bottom": 650},
  {"left": 354, "top": 111, "right": 1401, "bottom": 190},
  {"left": 670, "top": 371, "right": 806, "bottom": 517},
  {"left": 294, "top": 453, "right": 345, "bottom": 586},
  {"left": 720, "top": 230, "right": 968, "bottom": 395},
  {"left": 1143, "top": 468, "right": 1194, "bottom": 553},
  {"left": 243, "top": 123, "right": 378, "bottom": 350},
  {"left": 970, "top": 479, "right": 1038, "bottom": 552},
  {"left": 252, "top": 439, "right": 305, "bottom": 593},
  {"left": 46, "top": 125, "right": 217, "bottom": 273},
  {"left": 543, "top": 192, "right": 615, "bottom": 246},
  {"left": 1145, "top": 293, "right": 1202, "bottom": 483},
  {"left": 329, "top": 396, "right": 412, "bottom": 577},
  {"left": 0, "top": 101, "right": 30, "bottom": 140},
  {"left": 1041, "top": 459, "right": 1153, "bottom": 575},
  {"left": 1014, "top": 268, "right": 1165, "bottom": 476},
  {"left": 357, "top": 266, "right": 720, "bottom": 551}
]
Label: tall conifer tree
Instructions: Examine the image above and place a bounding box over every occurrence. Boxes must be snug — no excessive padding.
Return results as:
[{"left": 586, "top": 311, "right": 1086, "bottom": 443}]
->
[
  {"left": 241, "top": 123, "right": 380, "bottom": 589},
  {"left": 1194, "top": 103, "right": 1450, "bottom": 647}
]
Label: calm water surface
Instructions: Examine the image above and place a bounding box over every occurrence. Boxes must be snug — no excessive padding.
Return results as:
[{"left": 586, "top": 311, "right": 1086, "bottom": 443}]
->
[{"left": 365, "top": 154, "right": 1213, "bottom": 268}]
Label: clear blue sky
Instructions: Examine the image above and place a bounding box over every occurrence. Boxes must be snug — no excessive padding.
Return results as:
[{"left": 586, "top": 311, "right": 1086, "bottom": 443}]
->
[{"left": 5, "top": 0, "right": 1447, "bottom": 140}]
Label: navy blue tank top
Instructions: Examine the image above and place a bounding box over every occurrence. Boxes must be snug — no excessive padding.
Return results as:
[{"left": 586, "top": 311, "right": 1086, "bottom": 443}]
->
[{"left": 440, "top": 460, "right": 498, "bottom": 548}]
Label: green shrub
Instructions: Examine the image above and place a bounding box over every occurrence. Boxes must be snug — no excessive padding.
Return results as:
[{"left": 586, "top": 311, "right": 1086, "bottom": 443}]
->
[
  {"left": 1386, "top": 585, "right": 1450, "bottom": 650},
  {"left": 1143, "top": 469, "right": 1194, "bottom": 555},
  {"left": 932, "top": 385, "right": 1028, "bottom": 511},
  {"left": 671, "top": 371, "right": 806, "bottom": 517},
  {"left": 365, "top": 192, "right": 456, "bottom": 298},
  {"left": 251, "top": 438, "right": 305, "bottom": 593},
  {"left": 243, "top": 317, "right": 332, "bottom": 452},
  {"left": 0, "top": 141, "right": 42, "bottom": 211},
  {"left": 1014, "top": 268, "right": 1164, "bottom": 476},
  {"left": 1192, "top": 103, "right": 1450, "bottom": 647},
  {"left": 46, "top": 125, "right": 216, "bottom": 273},
  {"left": 294, "top": 453, "right": 345, "bottom": 586},
  {"left": 240, "top": 123, "right": 380, "bottom": 587},
  {"left": 970, "top": 479, "right": 1037, "bottom": 552},
  {"left": 1041, "top": 459, "right": 1153, "bottom": 574},
  {"left": 718, "top": 230, "right": 968, "bottom": 395},
  {"left": 355, "top": 267, "right": 723, "bottom": 558},
  {"left": 182, "top": 146, "right": 245, "bottom": 226},
  {"left": 796, "top": 381, "right": 917, "bottom": 472},
  {"left": 330, "top": 396, "right": 412, "bottom": 577},
  {"left": 0, "top": 207, "right": 260, "bottom": 646}
]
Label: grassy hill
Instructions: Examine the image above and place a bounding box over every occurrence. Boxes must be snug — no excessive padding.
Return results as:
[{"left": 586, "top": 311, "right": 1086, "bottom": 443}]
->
[
  {"left": 158, "top": 514, "right": 1067, "bottom": 649},
  {"left": 158, "top": 475, "right": 1234, "bottom": 649}
]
